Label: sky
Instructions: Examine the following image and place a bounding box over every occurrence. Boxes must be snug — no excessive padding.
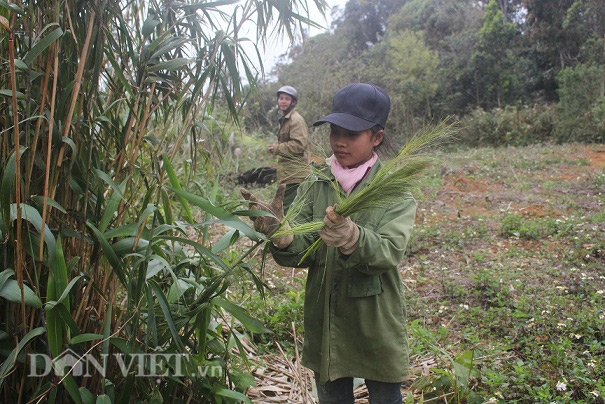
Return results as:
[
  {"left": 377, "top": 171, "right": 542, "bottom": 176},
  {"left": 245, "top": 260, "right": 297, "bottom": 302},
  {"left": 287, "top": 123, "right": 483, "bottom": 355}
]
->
[{"left": 244, "top": 0, "right": 348, "bottom": 77}]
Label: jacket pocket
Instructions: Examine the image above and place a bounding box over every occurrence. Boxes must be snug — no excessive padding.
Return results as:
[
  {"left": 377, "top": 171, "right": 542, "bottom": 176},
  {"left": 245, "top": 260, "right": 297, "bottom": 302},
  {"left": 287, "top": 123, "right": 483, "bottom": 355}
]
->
[{"left": 347, "top": 265, "right": 383, "bottom": 297}]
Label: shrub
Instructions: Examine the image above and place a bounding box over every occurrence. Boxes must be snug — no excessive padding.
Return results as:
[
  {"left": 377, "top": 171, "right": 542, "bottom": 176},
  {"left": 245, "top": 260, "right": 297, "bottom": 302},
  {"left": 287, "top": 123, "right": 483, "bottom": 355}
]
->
[
  {"left": 458, "top": 104, "right": 556, "bottom": 147},
  {"left": 556, "top": 64, "right": 605, "bottom": 143}
]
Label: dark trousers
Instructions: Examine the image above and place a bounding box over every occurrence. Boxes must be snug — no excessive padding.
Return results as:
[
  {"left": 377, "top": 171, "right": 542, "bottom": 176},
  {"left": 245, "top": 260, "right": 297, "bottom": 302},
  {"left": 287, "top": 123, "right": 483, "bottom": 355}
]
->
[
  {"left": 282, "top": 183, "right": 299, "bottom": 214},
  {"left": 314, "top": 374, "right": 403, "bottom": 404}
]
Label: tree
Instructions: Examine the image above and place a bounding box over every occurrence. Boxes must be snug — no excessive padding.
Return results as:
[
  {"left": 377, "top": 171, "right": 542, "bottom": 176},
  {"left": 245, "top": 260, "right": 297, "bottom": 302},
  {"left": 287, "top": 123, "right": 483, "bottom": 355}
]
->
[
  {"left": 524, "top": 0, "right": 579, "bottom": 100},
  {"left": 471, "top": 0, "right": 519, "bottom": 108},
  {"left": 387, "top": 0, "right": 486, "bottom": 115},
  {"left": 374, "top": 30, "right": 440, "bottom": 134},
  {"left": 556, "top": 64, "right": 605, "bottom": 143},
  {"left": 332, "top": 0, "right": 408, "bottom": 51},
  {"left": 564, "top": 0, "right": 605, "bottom": 65},
  {"left": 479, "top": 0, "right": 525, "bottom": 22}
]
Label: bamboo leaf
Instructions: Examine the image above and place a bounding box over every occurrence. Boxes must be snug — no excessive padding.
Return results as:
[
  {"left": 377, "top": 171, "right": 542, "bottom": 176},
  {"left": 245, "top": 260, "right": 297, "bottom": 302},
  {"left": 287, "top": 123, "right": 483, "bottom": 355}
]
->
[
  {"left": 157, "top": 235, "right": 232, "bottom": 273},
  {"left": 146, "top": 29, "right": 173, "bottom": 54},
  {"left": 137, "top": 203, "right": 157, "bottom": 235},
  {"left": 79, "top": 388, "right": 95, "bottom": 404},
  {"left": 0, "top": 279, "right": 42, "bottom": 308},
  {"left": 112, "top": 237, "right": 150, "bottom": 256},
  {"left": 218, "top": 74, "right": 238, "bottom": 125},
  {"left": 162, "top": 156, "right": 193, "bottom": 223},
  {"left": 96, "top": 395, "right": 111, "bottom": 404},
  {"left": 87, "top": 221, "right": 127, "bottom": 287},
  {"left": 24, "top": 27, "right": 63, "bottom": 66},
  {"left": 211, "top": 229, "right": 239, "bottom": 254},
  {"left": 67, "top": 257, "right": 80, "bottom": 274},
  {"left": 46, "top": 272, "right": 62, "bottom": 357},
  {"left": 0, "top": 89, "right": 25, "bottom": 100},
  {"left": 145, "top": 285, "right": 158, "bottom": 346},
  {"left": 0, "top": 269, "right": 13, "bottom": 291},
  {"left": 105, "top": 48, "right": 133, "bottom": 98},
  {"left": 148, "top": 58, "right": 192, "bottom": 73},
  {"left": 71, "top": 333, "right": 103, "bottom": 345},
  {"left": 98, "top": 178, "right": 128, "bottom": 233},
  {"left": 1, "top": 148, "right": 25, "bottom": 232},
  {"left": 10, "top": 203, "right": 56, "bottom": 257},
  {"left": 167, "top": 278, "right": 192, "bottom": 303},
  {"left": 0, "top": 327, "right": 44, "bottom": 391},
  {"left": 14, "top": 59, "right": 27, "bottom": 70},
  {"left": 213, "top": 298, "right": 270, "bottom": 334},
  {"left": 45, "top": 275, "right": 82, "bottom": 311},
  {"left": 62, "top": 136, "right": 78, "bottom": 159},
  {"left": 31, "top": 195, "right": 67, "bottom": 214},
  {"left": 221, "top": 42, "right": 240, "bottom": 98},
  {"left": 55, "top": 303, "right": 81, "bottom": 336},
  {"left": 102, "top": 303, "right": 112, "bottom": 362},
  {"left": 141, "top": 17, "right": 160, "bottom": 38},
  {"left": 62, "top": 369, "right": 83, "bottom": 403},
  {"left": 150, "top": 37, "right": 188, "bottom": 60},
  {"left": 0, "top": 0, "right": 23, "bottom": 13},
  {"left": 161, "top": 188, "right": 173, "bottom": 225},
  {"left": 167, "top": 187, "right": 259, "bottom": 241},
  {"left": 214, "top": 388, "right": 252, "bottom": 403},
  {"left": 104, "top": 223, "right": 138, "bottom": 239},
  {"left": 93, "top": 168, "right": 125, "bottom": 200},
  {"left": 181, "top": 0, "right": 238, "bottom": 11},
  {"left": 149, "top": 280, "right": 185, "bottom": 351},
  {"left": 50, "top": 238, "right": 70, "bottom": 311}
]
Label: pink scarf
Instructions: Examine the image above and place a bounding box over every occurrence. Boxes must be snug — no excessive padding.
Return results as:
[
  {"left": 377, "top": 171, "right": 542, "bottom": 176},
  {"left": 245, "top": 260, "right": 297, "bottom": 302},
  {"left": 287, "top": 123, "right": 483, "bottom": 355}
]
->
[{"left": 326, "top": 152, "right": 378, "bottom": 195}]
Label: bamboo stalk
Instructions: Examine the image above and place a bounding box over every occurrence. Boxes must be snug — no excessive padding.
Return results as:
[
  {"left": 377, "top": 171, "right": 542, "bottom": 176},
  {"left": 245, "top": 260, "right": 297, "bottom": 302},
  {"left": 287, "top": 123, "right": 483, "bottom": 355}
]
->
[
  {"left": 55, "top": 4, "right": 96, "bottom": 170},
  {"left": 39, "top": 41, "right": 60, "bottom": 262},
  {"left": 9, "top": 14, "right": 26, "bottom": 336},
  {"left": 1, "top": 14, "right": 8, "bottom": 164},
  {"left": 64, "top": 0, "right": 78, "bottom": 46},
  {"left": 9, "top": 16, "right": 28, "bottom": 404},
  {"left": 127, "top": 83, "right": 156, "bottom": 172},
  {"left": 113, "top": 92, "right": 141, "bottom": 176},
  {"left": 26, "top": 51, "right": 52, "bottom": 192}
]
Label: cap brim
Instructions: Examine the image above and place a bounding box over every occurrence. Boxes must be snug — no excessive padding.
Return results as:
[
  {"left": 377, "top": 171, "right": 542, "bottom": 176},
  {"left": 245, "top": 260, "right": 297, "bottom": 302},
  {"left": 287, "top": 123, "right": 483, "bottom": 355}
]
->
[{"left": 312, "top": 112, "right": 376, "bottom": 132}]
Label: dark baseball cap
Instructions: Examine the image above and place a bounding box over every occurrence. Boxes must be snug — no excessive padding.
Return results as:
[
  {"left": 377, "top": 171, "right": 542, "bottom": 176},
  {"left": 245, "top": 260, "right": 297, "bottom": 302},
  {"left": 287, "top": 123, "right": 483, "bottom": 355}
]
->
[{"left": 313, "top": 83, "right": 390, "bottom": 131}]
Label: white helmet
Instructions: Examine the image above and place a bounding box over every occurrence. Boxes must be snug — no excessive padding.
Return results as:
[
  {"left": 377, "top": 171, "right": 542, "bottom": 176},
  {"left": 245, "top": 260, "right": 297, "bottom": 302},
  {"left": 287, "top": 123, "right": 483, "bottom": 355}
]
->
[{"left": 277, "top": 85, "right": 298, "bottom": 100}]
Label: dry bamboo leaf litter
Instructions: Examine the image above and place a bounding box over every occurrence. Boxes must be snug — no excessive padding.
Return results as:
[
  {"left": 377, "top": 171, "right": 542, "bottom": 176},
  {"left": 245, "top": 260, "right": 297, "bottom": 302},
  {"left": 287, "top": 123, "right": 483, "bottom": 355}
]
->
[{"left": 244, "top": 338, "right": 440, "bottom": 403}]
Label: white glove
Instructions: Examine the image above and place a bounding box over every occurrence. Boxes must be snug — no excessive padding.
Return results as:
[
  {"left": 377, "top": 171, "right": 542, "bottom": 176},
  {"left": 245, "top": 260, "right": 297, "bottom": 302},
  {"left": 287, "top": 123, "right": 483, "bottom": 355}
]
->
[{"left": 319, "top": 206, "right": 360, "bottom": 255}]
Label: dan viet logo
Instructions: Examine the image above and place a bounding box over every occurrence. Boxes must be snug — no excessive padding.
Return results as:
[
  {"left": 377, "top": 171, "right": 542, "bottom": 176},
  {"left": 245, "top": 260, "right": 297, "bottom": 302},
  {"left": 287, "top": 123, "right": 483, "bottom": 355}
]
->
[{"left": 29, "top": 348, "right": 222, "bottom": 378}]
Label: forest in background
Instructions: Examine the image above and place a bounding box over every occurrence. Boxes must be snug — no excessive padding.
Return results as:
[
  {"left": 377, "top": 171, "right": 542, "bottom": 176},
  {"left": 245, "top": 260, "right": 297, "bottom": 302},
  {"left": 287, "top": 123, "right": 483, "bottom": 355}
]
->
[{"left": 244, "top": 0, "right": 605, "bottom": 147}]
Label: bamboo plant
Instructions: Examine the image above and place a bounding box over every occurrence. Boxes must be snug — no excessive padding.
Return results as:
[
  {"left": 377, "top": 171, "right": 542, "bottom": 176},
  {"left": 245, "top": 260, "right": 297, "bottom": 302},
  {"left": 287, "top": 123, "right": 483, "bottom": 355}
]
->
[{"left": 0, "top": 0, "right": 326, "bottom": 402}]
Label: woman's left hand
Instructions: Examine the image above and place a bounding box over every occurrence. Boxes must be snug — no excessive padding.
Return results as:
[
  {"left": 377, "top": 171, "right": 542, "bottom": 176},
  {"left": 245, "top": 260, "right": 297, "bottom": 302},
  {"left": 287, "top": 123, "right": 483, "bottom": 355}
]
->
[{"left": 320, "top": 206, "right": 360, "bottom": 255}]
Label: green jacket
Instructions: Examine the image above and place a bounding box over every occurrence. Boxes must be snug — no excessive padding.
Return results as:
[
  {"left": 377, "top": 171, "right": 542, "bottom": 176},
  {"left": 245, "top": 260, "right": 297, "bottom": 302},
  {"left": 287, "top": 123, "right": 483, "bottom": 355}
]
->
[
  {"left": 270, "top": 160, "right": 417, "bottom": 384},
  {"left": 274, "top": 109, "right": 309, "bottom": 184}
]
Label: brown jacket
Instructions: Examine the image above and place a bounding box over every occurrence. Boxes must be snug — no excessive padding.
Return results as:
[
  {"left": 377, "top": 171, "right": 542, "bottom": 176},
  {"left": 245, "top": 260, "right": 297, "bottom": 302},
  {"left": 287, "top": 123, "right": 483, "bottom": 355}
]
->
[{"left": 274, "top": 109, "right": 309, "bottom": 184}]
